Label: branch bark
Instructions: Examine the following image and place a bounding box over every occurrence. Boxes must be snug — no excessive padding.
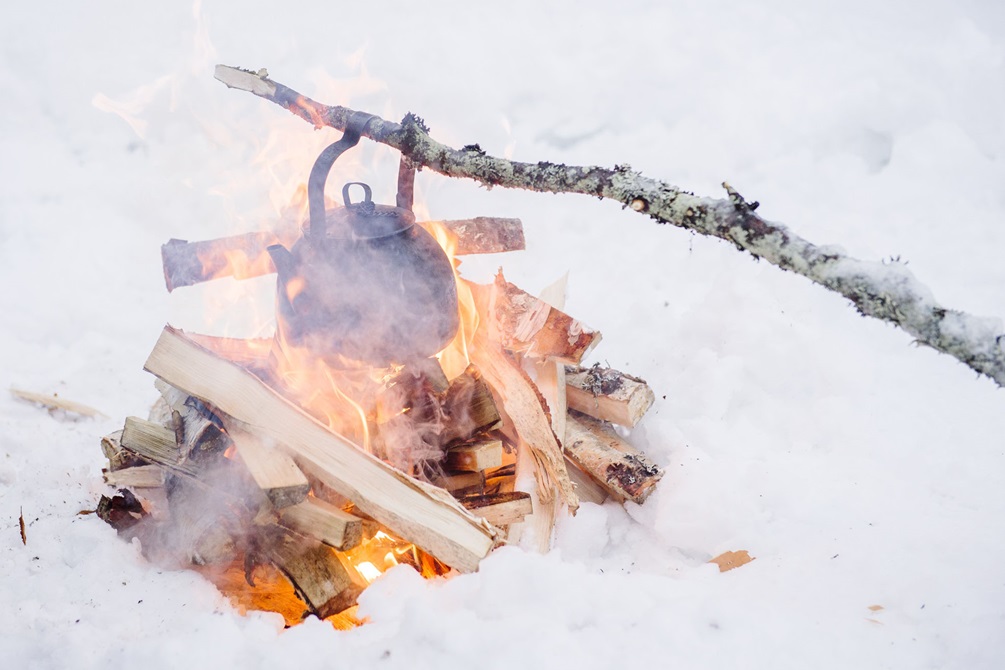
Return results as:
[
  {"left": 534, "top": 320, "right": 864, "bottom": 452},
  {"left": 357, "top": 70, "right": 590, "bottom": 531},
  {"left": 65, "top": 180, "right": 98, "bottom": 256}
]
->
[{"left": 215, "top": 65, "right": 1005, "bottom": 387}]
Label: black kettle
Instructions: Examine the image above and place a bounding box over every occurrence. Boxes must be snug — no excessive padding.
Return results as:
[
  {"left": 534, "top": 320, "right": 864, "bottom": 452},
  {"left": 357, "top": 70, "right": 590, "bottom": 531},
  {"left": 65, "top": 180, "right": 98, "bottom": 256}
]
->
[{"left": 267, "top": 112, "right": 459, "bottom": 367}]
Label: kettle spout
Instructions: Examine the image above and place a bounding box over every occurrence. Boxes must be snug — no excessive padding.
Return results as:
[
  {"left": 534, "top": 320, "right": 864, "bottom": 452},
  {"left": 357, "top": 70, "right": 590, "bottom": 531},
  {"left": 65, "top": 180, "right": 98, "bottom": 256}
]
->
[{"left": 266, "top": 244, "right": 295, "bottom": 277}]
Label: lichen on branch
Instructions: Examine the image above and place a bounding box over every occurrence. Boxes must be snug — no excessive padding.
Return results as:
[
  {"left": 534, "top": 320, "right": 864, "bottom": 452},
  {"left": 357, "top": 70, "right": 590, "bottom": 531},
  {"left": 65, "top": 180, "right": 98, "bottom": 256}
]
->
[{"left": 214, "top": 65, "right": 1005, "bottom": 388}]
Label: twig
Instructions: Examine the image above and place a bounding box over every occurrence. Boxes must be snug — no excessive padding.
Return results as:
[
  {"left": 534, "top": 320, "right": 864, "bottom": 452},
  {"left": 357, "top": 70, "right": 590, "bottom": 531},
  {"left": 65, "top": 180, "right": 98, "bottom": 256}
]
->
[{"left": 214, "top": 65, "right": 1005, "bottom": 387}]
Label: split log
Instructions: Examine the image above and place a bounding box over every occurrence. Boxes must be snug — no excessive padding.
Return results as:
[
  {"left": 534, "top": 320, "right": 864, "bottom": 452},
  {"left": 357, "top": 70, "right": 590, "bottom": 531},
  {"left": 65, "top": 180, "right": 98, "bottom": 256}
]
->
[
  {"left": 262, "top": 525, "right": 365, "bottom": 618},
  {"left": 431, "top": 471, "right": 484, "bottom": 496},
  {"left": 181, "top": 335, "right": 273, "bottom": 372},
  {"left": 484, "top": 463, "right": 516, "bottom": 495},
  {"left": 445, "top": 437, "right": 503, "bottom": 473},
  {"left": 565, "top": 364, "right": 655, "bottom": 428},
  {"left": 564, "top": 455, "right": 609, "bottom": 506},
  {"left": 101, "top": 430, "right": 145, "bottom": 471},
  {"left": 163, "top": 217, "right": 524, "bottom": 291},
  {"left": 215, "top": 64, "right": 1005, "bottom": 388},
  {"left": 120, "top": 416, "right": 193, "bottom": 473},
  {"left": 154, "top": 379, "right": 231, "bottom": 460},
  {"left": 468, "top": 341, "right": 577, "bottom": 511},
  {"left": 276, "top": 497, "right": 363, "bottom": 551},
  {"left": 438, "top": 365, "right": 502, "bottom": 445},
  {"left": 461, "top": 492, "right": 533, "bottom": 527},
  {"left": 163, "top": 473, "right": 243, "bottom": 565},
  {"left": 485, "top": 271, "right": 600, "bottom": 364},
  {"left": 224, "top": 418, "right": 310, "bottom": 509},
  {"left": 514, "top": 274, "right": 571, "bottom": 551},
  {"left": 564, "top": 414, "right": 663, "bottom": 504},
  {"left": 103, "top": 464, "right": 166, "bottom": 488},
  {"left": 468, "top": 280, "right": 578, "bottom": 511},
  {"left": 419, "top": 217, "right": 525, "bottom": 255},
  {"left": 144, "top": 326, "right": 497, "bottom": 573}
]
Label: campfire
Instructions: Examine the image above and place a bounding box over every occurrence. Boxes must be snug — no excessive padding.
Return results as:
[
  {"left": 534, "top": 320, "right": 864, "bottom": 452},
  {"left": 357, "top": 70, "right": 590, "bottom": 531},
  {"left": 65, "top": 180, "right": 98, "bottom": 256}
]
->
[{"left": 97, "top": 100, "right": 664, "bottom": 627}]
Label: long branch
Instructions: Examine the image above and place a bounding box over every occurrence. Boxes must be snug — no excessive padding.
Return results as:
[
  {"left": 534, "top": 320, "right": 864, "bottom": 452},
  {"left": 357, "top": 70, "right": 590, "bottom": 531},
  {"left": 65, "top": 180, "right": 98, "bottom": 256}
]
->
[{"left": 215, "top": 65, "right": 1005, "bottom": 388}]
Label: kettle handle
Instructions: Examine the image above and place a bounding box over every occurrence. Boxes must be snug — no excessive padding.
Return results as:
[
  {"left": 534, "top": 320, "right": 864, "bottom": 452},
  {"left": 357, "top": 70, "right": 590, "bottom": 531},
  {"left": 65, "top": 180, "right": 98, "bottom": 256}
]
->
[{"left": 307, "top": 111, "right": 377, "bottom": 238}]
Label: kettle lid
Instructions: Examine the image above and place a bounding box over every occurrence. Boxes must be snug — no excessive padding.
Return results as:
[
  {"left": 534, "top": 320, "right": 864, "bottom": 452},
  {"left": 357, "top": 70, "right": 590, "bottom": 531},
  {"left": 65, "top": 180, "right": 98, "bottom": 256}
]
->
[{"left": 324, "top": 182, "right": 414, "bottom": 240}]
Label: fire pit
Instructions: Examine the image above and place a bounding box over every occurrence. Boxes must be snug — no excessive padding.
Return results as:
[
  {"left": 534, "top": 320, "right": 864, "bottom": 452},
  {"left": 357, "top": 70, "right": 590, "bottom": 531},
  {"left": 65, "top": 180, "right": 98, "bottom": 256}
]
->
[{"left": 97, "top": 105, "right": 664, "bottom": 627}]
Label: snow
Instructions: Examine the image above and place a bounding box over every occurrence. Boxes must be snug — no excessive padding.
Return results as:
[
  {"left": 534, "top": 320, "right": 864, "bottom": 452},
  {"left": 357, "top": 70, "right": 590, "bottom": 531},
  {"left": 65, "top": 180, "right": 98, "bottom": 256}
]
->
[{"left": 3, "top": 0, "right": 1005, "bottom": 667}]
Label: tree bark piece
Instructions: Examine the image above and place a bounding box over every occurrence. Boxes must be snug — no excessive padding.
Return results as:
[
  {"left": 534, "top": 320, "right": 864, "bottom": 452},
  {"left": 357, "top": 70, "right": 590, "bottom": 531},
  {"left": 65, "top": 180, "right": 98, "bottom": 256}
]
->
[
  {"left": 143, "top": 326, "right": 497, "bottom": 573},
  {"left": 445, "top": 437, "right": 503, "bottom": 473},
  {"left": 214, "top": 64, "right": 1005, "bottom": 388},
  {"left": 224, "top": 418, "right": 311, "bottom": 509},
  {"left": 460, "top": 492, "right": 533, "bottom": 527},
  {"left": 262, "top": 525, "right": 365, "bottom": 618},
  {"left": 565, "top": 364, "right": 655, "bottom": 428},
  {"left": 488, "top": 271, "right": 600, "bottom": 364},
  {"left": 564, "top": 414, "right": 663, "bottom": 504},
  {"left": 419, "top": 217, "right": 525, "bottom": 255},
  {"left": 276, "top": 497, "right": 363, "bottom": 552}
]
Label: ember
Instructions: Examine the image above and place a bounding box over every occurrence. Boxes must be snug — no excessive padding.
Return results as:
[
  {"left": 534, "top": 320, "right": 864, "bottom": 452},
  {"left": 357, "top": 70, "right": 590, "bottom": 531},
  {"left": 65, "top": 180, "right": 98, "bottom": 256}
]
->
[{"left": 97, "top": 98, "right": 664, "bottom": 627}]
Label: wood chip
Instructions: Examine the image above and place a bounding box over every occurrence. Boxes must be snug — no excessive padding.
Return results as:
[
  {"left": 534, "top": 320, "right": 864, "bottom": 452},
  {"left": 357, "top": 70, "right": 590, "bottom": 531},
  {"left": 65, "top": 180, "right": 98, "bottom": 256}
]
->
[
  {"left": 710, "top": 550, "right": 754, "bottom": 572},
  {"left": 19, "top": 507, "right": 26, "bottom": 545}
]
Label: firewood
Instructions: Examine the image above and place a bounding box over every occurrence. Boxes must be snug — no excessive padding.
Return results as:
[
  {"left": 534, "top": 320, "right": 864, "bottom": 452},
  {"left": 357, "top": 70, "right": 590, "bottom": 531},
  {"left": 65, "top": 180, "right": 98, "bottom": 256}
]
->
[
  {"left": 395, "top": 357, "right": 450, "bottom": 394},
  {"left": 154, "top": 379, "right": 231, "bottom": 460},
  {"left": 276, "top": 497, "right": 363, "bottom": 551},
  {"left": 480, "top": 271, "right": 600, "bottom": 364},
  {"left": 144, "top": 326, "right": 497, "bottom": 573},
  {"left": 419, "top": 217, "right": 525, "bottom": 255},
  {"left": 161, "top": 231, "right": 292, "bottom": 291},
  {"left": 564, "top": 455, "right": 608, "bottom": 506},
  {"left": 101, "top": 430, "right": 145, "bottom": 471},
  {"left": 263, "top": 525, "right": 365, "bottom": 618},
  {"left": 467, "top": 335, "right": 578, "bottom": 511},
  {"left": 513, "top": 274, "right": 572, "bottom": 552},
  {"left": 565, "top": 364, "right": 655, "bottom": 428},
  {"left": 564, "top": 414, "right": 663, "bottom": 504},
  {"left": 120, "top": 416, "right": 193, "bottom": 473},
  {"left": 163, "top": 473, "right": 244, "bottom": 565},
  {"left": 484, "top": 463, "right": 516, "bottom": 495},
  {"left": 224, "top": 418, "right": 310, "bottom": 509},
  {"left": 181, "top": 335, "right": 273, "bottom": 372},
  {"left": 438, "top": 365, "right": 502, "bottom": 445},
  {"left": 103, "top": 464, "right": 166, "bottom": 488},
  {"left": 445, "top": 437, "right": 503, "bottom": 473},
  {"left": 163, "top": 218, "right": 523, "bottom": 292},
  {"left": 460, "top": 492, "right": 533, "bottom": 527},
  {"left": 467, "top": 277, "right": 578, "bottom": 511},
  {"left": 431, "top": 471, "right": 484, "bottom": 496}
]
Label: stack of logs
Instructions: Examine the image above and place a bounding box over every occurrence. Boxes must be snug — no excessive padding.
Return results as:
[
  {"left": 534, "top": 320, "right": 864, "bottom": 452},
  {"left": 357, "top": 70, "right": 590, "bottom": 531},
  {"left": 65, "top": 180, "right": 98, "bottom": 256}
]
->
[{"left": 98, "top": 216, "right": 664, "bottom": 626}]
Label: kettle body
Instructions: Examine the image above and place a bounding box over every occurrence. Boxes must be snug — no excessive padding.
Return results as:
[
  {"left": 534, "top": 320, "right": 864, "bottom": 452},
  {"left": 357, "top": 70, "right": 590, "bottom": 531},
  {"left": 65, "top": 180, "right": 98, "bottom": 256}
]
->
[{"left": 268, "top": 125, "right": 459, "bottom": 368}]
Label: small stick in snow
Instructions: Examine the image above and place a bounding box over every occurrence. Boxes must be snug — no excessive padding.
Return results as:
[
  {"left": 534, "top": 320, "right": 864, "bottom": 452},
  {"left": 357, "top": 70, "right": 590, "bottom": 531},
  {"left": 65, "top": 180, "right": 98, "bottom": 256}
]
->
[{"left": 10, "top": 388, "right": 105, "bottom": 420}]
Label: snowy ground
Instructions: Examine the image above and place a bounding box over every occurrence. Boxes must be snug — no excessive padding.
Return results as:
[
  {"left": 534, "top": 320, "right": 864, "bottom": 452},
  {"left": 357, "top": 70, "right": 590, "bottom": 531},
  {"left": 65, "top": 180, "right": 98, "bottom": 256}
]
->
[{"left": 3, "top": 1, "right": 1005, "bottom": 667}]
